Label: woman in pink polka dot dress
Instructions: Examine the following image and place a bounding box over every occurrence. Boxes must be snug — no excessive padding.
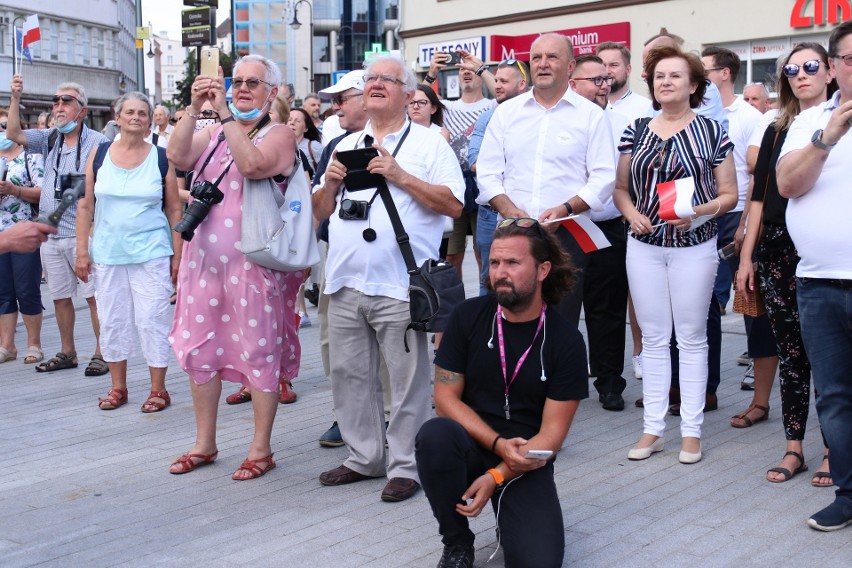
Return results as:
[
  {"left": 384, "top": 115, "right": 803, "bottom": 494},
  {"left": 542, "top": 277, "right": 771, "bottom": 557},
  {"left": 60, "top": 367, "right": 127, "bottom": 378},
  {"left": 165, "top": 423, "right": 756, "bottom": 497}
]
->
[{"left": 165, "top": 55, "right": 302, "bottom": 481}]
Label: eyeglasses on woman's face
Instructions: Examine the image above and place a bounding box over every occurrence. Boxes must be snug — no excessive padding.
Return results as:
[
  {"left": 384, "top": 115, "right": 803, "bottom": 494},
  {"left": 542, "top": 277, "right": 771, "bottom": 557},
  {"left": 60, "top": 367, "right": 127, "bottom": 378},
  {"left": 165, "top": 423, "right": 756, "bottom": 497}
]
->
[
  {"left": 408, "top": 99, "right": 430, "bottom": 109},
  {"left": 782, "top": 59, "right": 821, "bottom": 78}
]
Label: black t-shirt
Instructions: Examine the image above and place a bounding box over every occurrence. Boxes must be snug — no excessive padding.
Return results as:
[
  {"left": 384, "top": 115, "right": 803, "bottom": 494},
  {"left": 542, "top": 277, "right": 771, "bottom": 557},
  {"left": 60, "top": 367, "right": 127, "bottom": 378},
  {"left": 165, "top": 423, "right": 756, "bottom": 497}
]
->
[
  {"left": 434, "top": 295, "right": 588, "bottom": 440},
  {"left": 751, "top": 124, "right": 789, "bottom": 227}
]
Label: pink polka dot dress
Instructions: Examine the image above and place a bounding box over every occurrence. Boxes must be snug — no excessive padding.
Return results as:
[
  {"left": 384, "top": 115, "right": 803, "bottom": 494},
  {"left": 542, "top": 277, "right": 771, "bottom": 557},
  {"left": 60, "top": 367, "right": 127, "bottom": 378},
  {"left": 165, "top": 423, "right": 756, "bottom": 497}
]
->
[{"left": 169, "top": 125, "right": 303, "bottom": 392}]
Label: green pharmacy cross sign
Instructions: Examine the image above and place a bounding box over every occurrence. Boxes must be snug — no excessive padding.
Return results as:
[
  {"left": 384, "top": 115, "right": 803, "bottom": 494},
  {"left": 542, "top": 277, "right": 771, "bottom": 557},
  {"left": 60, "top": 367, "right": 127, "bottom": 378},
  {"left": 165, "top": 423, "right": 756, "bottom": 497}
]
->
[{"left": 364, "top": 43, "right": 390, "bottom": 62}]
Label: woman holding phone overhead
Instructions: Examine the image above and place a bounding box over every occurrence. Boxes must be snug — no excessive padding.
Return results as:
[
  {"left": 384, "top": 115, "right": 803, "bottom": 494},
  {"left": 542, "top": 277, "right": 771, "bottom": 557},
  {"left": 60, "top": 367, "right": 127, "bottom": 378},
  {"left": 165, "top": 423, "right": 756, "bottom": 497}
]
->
[
  {"left": 166, "top": 54, "right": 303, "bottom": 481},
  {"left": 613, "top": 45, "right": 737, "bottom": 465}
]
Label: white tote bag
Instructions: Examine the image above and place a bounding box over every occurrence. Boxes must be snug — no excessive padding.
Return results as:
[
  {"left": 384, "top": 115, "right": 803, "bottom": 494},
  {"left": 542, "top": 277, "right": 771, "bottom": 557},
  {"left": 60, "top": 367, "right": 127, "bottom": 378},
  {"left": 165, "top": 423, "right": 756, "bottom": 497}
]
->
[{"left": 240, "top": 150, "right": 320, "bottom": 272}]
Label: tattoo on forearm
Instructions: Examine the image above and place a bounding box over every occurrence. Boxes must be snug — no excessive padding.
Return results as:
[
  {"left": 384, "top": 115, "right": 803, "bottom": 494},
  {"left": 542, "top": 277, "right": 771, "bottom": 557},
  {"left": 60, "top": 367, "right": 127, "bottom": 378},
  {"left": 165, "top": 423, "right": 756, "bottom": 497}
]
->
[{"left": 435, "top": 368, "right": 464, "bottom": 384}]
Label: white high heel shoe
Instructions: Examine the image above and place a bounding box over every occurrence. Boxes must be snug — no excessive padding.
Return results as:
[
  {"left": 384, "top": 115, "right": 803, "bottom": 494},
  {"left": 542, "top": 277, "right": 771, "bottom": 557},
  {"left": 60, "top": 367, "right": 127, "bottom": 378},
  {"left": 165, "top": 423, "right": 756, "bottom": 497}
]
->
[{"left": 627, "top": 437, "right": 664, "bottom": 460}]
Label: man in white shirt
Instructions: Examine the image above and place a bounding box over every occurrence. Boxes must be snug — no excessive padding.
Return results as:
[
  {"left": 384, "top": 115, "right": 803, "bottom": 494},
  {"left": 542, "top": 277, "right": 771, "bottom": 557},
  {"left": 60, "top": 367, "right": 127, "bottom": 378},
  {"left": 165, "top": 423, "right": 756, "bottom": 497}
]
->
[
  {"left": 312, "top": 56, "right": 465, "bottom": 503},
  {"left": 596, "top": 41, "right": 653, "bottom": 120},
  {"left": 568, "top": 55, "right": 630, "bottom": 411},
  {"left": 476, "top": 33, "right": 616, "bottom": 327},
  {"left": 151, "top": 105, "right": 173, "bottom": 148},
  {"left": 776, "top": 21, "right": 852, "bottom": 533},
  {"left": 743, "top": 82, "right": 772, "bottom": 114}
]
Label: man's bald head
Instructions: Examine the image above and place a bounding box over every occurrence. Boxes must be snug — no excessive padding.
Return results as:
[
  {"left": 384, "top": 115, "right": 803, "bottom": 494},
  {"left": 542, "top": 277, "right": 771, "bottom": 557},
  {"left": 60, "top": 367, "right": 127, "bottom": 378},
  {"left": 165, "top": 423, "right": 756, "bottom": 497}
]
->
[{"left": 642, "top": 35, "right": 681, "bottom": 77}]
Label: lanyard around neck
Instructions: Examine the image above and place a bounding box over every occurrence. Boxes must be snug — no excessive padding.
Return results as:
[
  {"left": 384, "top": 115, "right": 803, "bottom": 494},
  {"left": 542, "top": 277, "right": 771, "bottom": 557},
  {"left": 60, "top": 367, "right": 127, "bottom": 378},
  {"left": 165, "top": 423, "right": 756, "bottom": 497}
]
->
[{"left": 496, "top": 303, "right": 546, "bottom": 420}]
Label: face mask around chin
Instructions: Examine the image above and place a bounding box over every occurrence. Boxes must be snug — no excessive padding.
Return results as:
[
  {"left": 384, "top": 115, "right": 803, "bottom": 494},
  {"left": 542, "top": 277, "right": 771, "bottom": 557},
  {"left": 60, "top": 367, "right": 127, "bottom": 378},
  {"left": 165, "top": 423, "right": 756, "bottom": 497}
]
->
[{"left": 0, "top": 133, "right": 15, "bottom": 150}]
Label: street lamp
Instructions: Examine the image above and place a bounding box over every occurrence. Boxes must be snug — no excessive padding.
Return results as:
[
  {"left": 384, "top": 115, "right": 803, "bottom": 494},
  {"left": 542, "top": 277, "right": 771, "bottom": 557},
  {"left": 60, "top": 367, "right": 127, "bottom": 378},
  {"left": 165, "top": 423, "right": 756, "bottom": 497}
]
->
[
  {"left": 289, "top": 0, "right": 314, "bottom": 91},
  {"left": 146, "top": 21, "right": 155, "bottom": 59}
]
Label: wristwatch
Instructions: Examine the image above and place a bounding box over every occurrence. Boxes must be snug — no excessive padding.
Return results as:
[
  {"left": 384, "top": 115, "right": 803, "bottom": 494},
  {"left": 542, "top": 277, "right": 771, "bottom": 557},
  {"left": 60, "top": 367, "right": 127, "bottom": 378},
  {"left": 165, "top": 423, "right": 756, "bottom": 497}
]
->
[
  {"left": 811, "top": 129, "right": 835, "bottom": 151},
  {"left": 563, "top": 201, "right": 574, "bottom": 216}
]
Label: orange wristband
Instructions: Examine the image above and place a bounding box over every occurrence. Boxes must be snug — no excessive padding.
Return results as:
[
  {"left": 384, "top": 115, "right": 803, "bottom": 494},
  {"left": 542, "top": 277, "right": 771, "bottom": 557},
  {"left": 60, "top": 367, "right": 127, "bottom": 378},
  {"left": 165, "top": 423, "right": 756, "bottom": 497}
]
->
[{"left": 486, "top": 468, "right": 505, "bottom": 486}]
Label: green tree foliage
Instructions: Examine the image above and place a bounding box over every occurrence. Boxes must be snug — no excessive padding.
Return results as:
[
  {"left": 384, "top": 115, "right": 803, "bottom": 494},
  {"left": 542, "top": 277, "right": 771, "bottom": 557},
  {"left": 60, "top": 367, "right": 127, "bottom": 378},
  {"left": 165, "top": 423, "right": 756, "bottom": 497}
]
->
[{"left": 172, "top": 49, "right": 233, "bottom": 109}]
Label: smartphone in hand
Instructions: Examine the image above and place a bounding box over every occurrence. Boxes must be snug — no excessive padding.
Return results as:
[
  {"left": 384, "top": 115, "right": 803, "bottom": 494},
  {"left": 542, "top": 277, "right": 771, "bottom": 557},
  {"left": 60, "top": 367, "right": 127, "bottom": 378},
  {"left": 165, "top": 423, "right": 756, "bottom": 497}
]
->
[{"left": 200, "top": 47, "right": 220, "bottom": 77}]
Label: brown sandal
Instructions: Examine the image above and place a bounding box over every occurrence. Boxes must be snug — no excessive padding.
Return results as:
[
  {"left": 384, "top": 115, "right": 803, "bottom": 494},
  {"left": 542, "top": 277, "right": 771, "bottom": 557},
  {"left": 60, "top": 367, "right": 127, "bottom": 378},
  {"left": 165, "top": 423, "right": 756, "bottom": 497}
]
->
[
  {"left": 767, "top": 450, "right": 808, "bottom": 483},
  {"left": 730, "top": 403, "right": 769, "bottom": 428},
  {"left": 141, "top": 390, "right": 171, "bottom": 413},
  {"left": 232, "top": 454, "right": 276, "bottom": 480},
  {"left": 170, "top": 451, "right": 218, "bottom": 474},
  {"left": 98, "top": 388, "right": 128, "bottom": 410},
  {"left": 35, "top": 351, "right": 78, "bottom": 373}
]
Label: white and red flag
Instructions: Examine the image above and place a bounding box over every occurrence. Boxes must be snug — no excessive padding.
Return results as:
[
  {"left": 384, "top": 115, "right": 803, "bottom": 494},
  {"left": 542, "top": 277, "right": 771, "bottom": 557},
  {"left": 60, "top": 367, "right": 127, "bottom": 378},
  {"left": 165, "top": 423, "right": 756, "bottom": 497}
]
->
[
  {"left": 559, "top": 215, "right": 611, "bottom": 253},
  {"left": 22, "top": 15, "right": 41, "bottom": 48},
  {"left": 656, "top": 177, "right": 695, "bottom": 221}
]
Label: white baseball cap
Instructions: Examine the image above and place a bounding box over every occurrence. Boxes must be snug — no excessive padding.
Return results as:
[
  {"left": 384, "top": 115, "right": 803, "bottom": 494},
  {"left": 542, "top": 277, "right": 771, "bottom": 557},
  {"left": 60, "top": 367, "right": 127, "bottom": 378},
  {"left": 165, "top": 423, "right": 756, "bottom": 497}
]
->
[{"left": 319, "top": 70, "right": 365, "bottom": 99}]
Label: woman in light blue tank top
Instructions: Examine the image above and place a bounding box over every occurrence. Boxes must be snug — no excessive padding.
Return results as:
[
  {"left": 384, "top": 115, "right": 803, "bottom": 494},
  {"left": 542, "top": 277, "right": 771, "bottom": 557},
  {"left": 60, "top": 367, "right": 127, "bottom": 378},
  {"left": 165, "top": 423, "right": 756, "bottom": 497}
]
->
[{"left": 74, "top": 92, "right": 183, "bottom": 414}]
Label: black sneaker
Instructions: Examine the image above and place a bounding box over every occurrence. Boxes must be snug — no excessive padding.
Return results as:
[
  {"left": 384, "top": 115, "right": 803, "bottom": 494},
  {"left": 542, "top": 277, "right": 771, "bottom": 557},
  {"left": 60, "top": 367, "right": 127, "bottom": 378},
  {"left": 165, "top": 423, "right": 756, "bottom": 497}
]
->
[
  {"left": 319, "top": 421, "right": 344, "bottom": 447},
  {"left": 808, "top": 500, "right": 852, "bottom": 531},
  {"left": 304, "top": 284, "right": 319, "bottom": 307},
  {"left": 437, "top": 544, "right": 475, "bottom": 568},
  {"left": 599, "top": 392, "right": 625, "bottom": 411}
]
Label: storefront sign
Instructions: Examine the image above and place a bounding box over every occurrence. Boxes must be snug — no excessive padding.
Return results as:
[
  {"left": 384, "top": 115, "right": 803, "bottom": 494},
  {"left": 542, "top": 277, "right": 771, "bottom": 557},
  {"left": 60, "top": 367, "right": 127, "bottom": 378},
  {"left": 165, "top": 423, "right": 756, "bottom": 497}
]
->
[
  {"left": 751, "top": 38, "right": 791, "bottom": 59},
  {"left": 490, "top": 22, "right": 630, "bottom": 62},
  {"left": 418, "top": 36, "right": 487, "bottom": 67},
  {"left": 791, "top": 0, "right": 851, "bottom": 28}
]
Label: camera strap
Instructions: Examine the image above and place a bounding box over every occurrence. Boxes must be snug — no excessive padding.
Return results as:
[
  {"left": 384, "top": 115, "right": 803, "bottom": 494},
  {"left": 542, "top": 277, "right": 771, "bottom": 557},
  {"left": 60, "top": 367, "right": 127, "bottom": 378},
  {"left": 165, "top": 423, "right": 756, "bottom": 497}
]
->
[{"left": 192, "top": 113, "right": 272, "bottom": 185}]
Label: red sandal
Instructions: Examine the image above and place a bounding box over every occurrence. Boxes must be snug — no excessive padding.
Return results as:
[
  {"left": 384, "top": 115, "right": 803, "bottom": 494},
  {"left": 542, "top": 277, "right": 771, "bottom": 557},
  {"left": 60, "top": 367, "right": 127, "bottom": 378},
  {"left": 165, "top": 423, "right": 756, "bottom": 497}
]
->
[
  {"left": 170, "top": 451, "right": 219, "bottom": 474},
  {"left": 98, "top": 388, "right": 128, "bottom": 410},
  {"left": 141, "top": 390, "right": 171, "bottom": 413},
  {"left": 232, "top": 454, "right": 276, "bottom": 481},
  {"left": 279, "top": 379, "right": 298, "bottom": 404},
  {"left": 226, "top": 386, "right": 251, "bottom": 405}
]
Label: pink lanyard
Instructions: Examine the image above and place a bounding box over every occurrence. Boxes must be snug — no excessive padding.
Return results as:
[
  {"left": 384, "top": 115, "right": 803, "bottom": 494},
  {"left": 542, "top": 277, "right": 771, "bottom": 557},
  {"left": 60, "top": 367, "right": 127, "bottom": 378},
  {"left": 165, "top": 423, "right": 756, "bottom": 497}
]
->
[{"left": 496, "top": 304, "right": 546, "bottom": 420}]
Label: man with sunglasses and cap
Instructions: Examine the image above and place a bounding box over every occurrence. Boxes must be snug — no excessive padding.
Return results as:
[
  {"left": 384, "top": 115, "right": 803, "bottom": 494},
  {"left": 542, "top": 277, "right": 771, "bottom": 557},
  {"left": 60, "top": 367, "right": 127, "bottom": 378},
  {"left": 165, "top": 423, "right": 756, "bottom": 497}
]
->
[
  {"left": 7, "top": 75, "right": 109, "bottom": 377},
  {"left": 416, "top": 217, "right": 587, "bottom": 568}
]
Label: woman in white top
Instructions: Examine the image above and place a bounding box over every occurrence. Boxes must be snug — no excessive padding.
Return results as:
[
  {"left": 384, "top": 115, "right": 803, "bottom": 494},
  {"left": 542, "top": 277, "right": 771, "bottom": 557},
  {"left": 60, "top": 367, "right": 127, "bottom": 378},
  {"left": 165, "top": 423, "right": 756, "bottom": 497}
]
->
[
  {"left": 288, "top": 107, "right": 322, "bottom": 179},
  {"left": 75, "top": 92, "right": 182, "bottom": 413}
]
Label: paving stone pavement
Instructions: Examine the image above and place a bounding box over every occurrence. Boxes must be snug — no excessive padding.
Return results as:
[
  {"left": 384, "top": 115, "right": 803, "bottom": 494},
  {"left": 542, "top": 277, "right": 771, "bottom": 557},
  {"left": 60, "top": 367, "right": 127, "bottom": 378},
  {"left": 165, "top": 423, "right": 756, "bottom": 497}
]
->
[{"left": 2, "top": 249, "right": 851, "bottom": 567}]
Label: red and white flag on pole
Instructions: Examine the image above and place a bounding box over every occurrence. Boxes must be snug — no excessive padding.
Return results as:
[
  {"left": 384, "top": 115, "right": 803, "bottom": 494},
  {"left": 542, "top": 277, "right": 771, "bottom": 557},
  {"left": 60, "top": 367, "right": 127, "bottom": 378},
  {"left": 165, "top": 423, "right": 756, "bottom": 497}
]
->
[
  {"left": 22, "top": 15, "right": 41, "bottom": 48},
  {"left": 656, "top": 177, "right": 695, "bottom": 221},
  {"left": 560, "top": 215, "right": 611, "bottom": 253}
]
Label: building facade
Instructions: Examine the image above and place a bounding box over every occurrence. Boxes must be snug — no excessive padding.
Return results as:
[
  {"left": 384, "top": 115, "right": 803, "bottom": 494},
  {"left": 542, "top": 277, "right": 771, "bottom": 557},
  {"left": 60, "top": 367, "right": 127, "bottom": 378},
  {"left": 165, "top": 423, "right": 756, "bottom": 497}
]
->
[
  {"left": 400, "top": 0, "right": 851, "bottom": 98},
  {"left": 0, "top": 0, "right": 139, "bottom": 128}
]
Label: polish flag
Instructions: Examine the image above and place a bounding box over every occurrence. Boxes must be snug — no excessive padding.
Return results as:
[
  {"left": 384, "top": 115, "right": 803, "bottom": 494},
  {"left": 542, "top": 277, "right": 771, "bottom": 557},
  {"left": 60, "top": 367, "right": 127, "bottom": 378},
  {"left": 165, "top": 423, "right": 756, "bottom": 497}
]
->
[
  {"left": 656, "top": 177, "right": 695, "bottom": 220},
  {"left": 22, "top": 15, "right": 41, "bottom": 48},
  {"left": 561, "top": 215, "right": 611, "bottom": 253}
]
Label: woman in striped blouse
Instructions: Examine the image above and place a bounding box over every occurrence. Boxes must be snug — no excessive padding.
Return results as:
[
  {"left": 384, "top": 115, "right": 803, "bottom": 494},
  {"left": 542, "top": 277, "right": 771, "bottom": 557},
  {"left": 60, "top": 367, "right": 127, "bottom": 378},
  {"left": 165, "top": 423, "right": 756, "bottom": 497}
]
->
[{"left": 613, "top": 45, "right": 738, "bottom": 465}]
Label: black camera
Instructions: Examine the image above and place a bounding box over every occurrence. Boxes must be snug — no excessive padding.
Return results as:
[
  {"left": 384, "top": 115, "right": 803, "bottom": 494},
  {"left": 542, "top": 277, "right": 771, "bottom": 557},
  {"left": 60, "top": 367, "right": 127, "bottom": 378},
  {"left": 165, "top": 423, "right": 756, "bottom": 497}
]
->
[
  {"left": 173, "top": 180, "right": 224, "bottom": 241},
  {"left": 40, "top": 174, "right": 86, "bottom": 227},
  {"left": 339, "top": 198, "right": 370, "bottom": 221}
]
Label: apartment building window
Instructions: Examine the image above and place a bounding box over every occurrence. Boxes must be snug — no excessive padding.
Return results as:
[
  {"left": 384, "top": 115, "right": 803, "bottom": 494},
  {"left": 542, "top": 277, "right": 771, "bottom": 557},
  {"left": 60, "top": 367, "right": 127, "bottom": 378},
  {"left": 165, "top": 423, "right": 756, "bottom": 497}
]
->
[
  {"left": 97, "top": 29, "right": 105, "bottom": 67},
  {"left": 64, "top": 23, "right": 75, "bottom": 64},
  {"left": 0, "top": 17, "right": 7, "bottom": 56},
  {"left": 82, "top": 28, "right": 91, "bottom": 65},
  {"left": 166, "top": 75, "right": 175, "bottom": 90},
  {"left": 50, "top": 20, "right": 59, "bottom": 61},
  {"left": 167, "top": 55, "right": 173, "bottom": 65}
]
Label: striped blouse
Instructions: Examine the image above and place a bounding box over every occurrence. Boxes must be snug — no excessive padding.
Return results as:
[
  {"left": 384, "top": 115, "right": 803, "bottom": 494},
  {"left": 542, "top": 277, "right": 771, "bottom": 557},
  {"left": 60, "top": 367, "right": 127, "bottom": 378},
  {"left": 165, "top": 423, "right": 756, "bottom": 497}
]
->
[{"left": 619, "top": 115, "right": 733, "bottom": 247}]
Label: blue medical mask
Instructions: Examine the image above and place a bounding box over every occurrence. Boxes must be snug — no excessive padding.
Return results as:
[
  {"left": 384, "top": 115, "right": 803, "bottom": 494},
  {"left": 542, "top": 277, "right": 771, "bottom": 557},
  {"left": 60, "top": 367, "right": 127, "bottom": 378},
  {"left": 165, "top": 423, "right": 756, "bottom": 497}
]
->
[
  {"left": 56, "top": 108, "right": 83, "bottom": 134},
  {"left": 228, "top": 101, "right": 269, "bottom": 122},
  {"left": 0, "top": 133, "right": 14, "bottom": 150}
]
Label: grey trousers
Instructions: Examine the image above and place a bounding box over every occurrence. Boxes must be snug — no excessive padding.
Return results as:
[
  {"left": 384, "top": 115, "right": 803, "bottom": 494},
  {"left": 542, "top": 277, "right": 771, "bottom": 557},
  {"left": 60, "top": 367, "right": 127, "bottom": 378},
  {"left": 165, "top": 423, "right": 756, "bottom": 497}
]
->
[{"left": 327, "top": 287, "right": 430, "bottom": 481}]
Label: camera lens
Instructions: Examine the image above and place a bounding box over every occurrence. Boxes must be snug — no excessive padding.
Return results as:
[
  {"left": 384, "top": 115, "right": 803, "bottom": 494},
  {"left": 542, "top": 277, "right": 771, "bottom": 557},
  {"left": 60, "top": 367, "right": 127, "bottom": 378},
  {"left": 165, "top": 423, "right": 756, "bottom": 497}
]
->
[{"left": 340, "top": 199, "right": 357, "bottom": 214}]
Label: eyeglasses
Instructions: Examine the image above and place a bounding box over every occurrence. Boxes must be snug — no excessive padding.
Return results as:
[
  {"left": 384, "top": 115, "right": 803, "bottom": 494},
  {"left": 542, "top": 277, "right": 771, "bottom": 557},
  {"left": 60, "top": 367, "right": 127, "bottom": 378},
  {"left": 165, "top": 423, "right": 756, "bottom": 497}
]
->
[
  {"left": 364, "top": 74, "right": 405, "bottom": 86},
  {"left": 836, "top": 53, "right": 852, "bottom": 67},
  {"left": 782, "top": 59, "right": 821, "bottom": 77},
  {"left": 232, "top": 77, "right": 273, "bottom": 90},
  {"left": 198, "top": 109, "right": 219, "bottom": 119},
  {"left": 502, "top": 58, "right": 528, "bottom": 83},
  {"left": 653, "top": 138, "right": 670, "bottom": 171},
  {"left": 703, "top": 67, "right": 724, "bottom": 77},
  {"left": 332, "top": 93, "right": 362, "bottom": 106},
  {"left": 408, "top": 99, "right": 430, "bottom": 109},
  {"left": 0, "top": 122, "right": 7, "bottom": 130},
  {"left": 574, "top": 76, "right": 614, "bottom": 86},
  {"left": 52, "top": 94, "right": 83, "bottom": 106}
]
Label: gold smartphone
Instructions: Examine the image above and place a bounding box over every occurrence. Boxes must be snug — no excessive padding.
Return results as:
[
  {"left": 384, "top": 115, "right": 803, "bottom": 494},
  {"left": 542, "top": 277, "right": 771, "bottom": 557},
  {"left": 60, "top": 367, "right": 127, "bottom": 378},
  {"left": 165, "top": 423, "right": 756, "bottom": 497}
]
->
[{"left": 200, "top": 47, "right": 220, "bottom": 77}]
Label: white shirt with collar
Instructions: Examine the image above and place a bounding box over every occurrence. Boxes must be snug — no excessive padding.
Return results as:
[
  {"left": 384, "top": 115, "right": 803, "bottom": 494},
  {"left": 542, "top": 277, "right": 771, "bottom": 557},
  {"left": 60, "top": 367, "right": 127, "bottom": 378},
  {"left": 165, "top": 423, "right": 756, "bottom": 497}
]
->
[
  {"left": 151, "top": 123, "right": 174, "bottom": 148},
  {"left": 725, "top": 96, "right": 763, "bottom": 211},
  {"left": 608, "top": 89, "right": 653, "bottom": 122},
  {"left": 590, "top": 107, "right": 633, "bottom": 222},
  {"left": 778, "top": 91, "right": 852, "bottom": 279},
  {"left": 475, "top": 87, "right": 616, "bottom": 218},
  {"left": 320, "top": 119, "right": 465, "bottom": 301}
]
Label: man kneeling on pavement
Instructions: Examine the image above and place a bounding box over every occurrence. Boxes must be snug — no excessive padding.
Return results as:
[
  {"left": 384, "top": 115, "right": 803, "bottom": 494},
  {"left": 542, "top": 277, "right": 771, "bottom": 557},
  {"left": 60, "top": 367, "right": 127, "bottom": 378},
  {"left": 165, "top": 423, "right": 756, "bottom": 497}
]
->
[{"left": 416, "top": 218, "right": 588, "bottom": 568}]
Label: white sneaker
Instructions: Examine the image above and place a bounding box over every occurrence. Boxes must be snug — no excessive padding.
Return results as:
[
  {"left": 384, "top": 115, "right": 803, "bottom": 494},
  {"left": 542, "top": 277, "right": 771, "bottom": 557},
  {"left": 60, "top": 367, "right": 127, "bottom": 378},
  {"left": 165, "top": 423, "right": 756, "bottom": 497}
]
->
[
  {"left": 298, "top": 311, "right": 311, "bottom": 328},
  {"left": 632, "top": 354, "right": 643, "bottom": 380},
  {"left": 740, "top": 361, "right": 755, "bottom": 390}
]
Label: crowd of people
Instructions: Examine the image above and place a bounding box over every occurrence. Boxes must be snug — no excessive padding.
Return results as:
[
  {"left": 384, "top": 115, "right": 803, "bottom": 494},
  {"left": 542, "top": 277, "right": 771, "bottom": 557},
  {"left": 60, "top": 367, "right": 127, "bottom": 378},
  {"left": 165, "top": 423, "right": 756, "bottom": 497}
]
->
[{"left": 2, "top": 19, "right": 851, "bottom": 567}]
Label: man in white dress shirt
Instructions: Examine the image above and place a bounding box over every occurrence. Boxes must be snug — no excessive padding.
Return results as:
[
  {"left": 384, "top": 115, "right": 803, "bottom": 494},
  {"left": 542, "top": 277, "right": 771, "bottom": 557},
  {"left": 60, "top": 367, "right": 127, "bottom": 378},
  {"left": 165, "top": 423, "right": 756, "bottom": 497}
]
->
[{"left": 476, "top": 33, "right": 616, "bottom": 327}]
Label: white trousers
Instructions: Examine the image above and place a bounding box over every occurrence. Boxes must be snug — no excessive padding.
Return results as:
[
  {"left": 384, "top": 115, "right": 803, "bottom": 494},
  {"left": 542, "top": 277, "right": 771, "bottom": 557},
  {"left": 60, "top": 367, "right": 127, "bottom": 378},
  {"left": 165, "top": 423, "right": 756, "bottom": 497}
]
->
[
  {"left": 94, "top": 257, "right": 173, "bottom": 367},
  {"left": 626, "top": 238, "right": 717, "bottom": 439}
]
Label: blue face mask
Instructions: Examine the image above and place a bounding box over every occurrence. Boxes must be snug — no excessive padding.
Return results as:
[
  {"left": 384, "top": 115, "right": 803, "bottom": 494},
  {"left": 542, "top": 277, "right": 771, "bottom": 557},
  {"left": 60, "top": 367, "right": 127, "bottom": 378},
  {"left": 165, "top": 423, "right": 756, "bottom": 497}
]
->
[
  {"left": 0, "top": 133, "right": 14, "bottom": 150},
  {"left": 228, "top": 102, "right": 266, "bottom": 122},
  {"left": 56, "top": 119, "right": 78, "bottom": 134}
]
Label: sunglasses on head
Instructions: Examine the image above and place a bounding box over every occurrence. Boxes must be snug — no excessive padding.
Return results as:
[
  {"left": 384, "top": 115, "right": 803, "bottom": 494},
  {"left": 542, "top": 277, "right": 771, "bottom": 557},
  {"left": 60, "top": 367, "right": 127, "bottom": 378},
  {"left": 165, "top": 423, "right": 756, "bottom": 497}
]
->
[
  {"left": 502, "top": 58, "right": 528, "bottom": 83},
  {"left": 498, "top": 218, "right": 540, "bottom": 230},
  {"left": 782, "top": 59, "right": 821, "bottom": 78},
  {"left": 52, "top": 94, "right": 82, "bottom": 105}
]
